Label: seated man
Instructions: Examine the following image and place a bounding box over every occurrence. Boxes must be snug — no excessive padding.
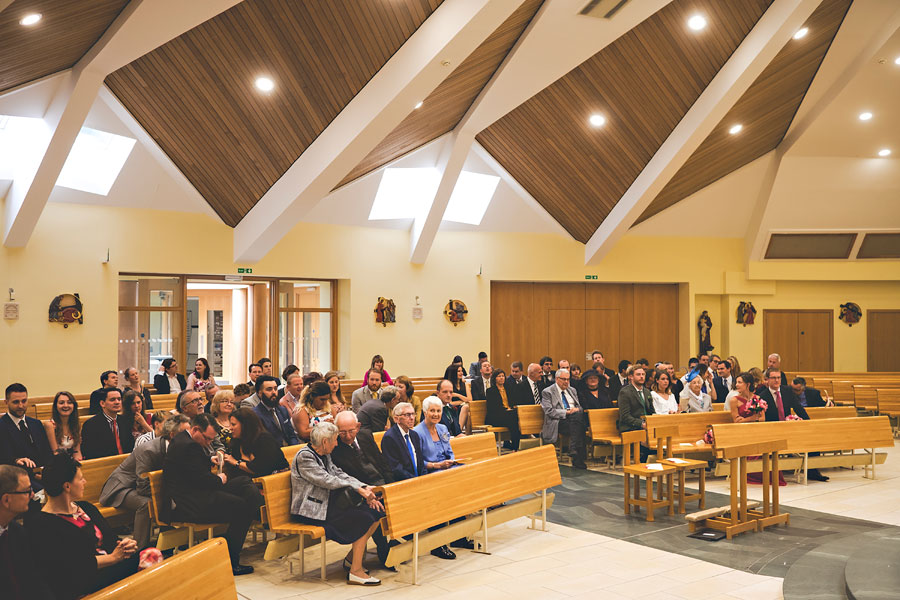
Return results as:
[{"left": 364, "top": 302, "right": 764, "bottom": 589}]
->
[
  {"left": 351, "top": 369, "right": 383, "bottom": 413},
  {"left": 380, "top": 402, "right": 426, "bottom": 482},
  {"left": 240, "top": 364, "right": 264, "bottom": 408},
  {"left": 163, "top": 414, "right": 262, "bottom": 575},
  {"left": 0, "top": 383, "right": 53, "bottom": 490},
  {"left": 423, "top": 380, "right": 463, "bottom": 436},
  {"left": 0, "top": 465, "right": 54, "bottom": 599},
  {"left": 609, "top": 360, "right": 631, "bottom": 402},
  {"left": 89, "top": 370, "right": 119, "bottom": 415},
  {"left": 357, "top": 386, "right": 399, "bottom": 433},
  {"left": 80, "top": 388, "right": 135, "bottom": 459},
  {"left": 468, "top": 351, "right": 487, "bottom": 381},
  {"left": 153, "top": 358, "right": 186, "bottom": 395},
  {"left": 541, "top": 369, "right": 587, "bottom": 469},
  {"left": 99, "top": 414, "right": 190, "bottom": 549},
  {"left": 252, "top": 376, "right": 298, "bottom": 447},
  {"left": 790, "top": 377, "right": 831, "bottom": 407},
  {"left": 617, "top": 365, "right": 654, "bottom": 461},
  {"left": 469, "top": 360, "right": 493, "bottom": 401}
]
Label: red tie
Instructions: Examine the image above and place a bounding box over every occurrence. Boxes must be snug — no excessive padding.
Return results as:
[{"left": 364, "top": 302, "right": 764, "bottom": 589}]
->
[
  {"left": 112, "top": 419, "right": 123, "bottom": 454},
  {"left": 775, "top": 389, "right": 785, "bottom": 421}
]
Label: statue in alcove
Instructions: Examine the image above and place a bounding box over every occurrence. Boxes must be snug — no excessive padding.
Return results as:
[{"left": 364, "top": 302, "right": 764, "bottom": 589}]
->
[{"left": 698, "top": 310, "right": 714, "bottom": 355}]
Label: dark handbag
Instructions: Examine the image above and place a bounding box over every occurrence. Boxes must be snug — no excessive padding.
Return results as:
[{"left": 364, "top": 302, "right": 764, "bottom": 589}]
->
[{"left": 330, "top": 486, "right": 364, "bottom": 512}]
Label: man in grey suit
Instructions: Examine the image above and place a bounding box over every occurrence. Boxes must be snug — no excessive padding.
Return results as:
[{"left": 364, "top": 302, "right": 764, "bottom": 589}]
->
[
  {"left": 540, "top": 369, "right": 587, "bottom": 469},
  {"left": 99, "top": 414, "right": 190, "bottom": 548},
  {"left": 357, "top": 386, "right": 399, "bottom": 433}
]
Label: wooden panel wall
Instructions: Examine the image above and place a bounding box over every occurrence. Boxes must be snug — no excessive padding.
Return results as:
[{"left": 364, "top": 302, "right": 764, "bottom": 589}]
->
[
  {"left": 868, "top": 311, "right": 900, "bottom": 371},
  {"left": 763, "top": 310, "right": 833, "bottom": 372},
  {"left": 491, "top": 282, "right": 678, "bottom": 371}
]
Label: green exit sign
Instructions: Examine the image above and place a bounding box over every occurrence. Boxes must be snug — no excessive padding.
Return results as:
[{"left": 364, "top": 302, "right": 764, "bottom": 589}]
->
[
  {"left": 584, "top": 275, "right": 597, "bottom": 280},
  {"left": 237, "top": 267, "right": 253, "bottom": 274}
]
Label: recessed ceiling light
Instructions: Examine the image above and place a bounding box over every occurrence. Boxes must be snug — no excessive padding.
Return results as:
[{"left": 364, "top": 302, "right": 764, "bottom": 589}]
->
[
  {"left": 414, "top": 101, "right": 423, "bottom": 109},
  {"left": 589, "top": 114, "right": 606, "bottom": 127},
  {"left": 687, "top": 15, "right": 707, "bottom": 31},
  {"left": 878, "top": 148, "right": 891, "bottom": 157},
  {"left": 793, "top": 27, "right": 809, "bottom": 40},
  {"left": 20, "top": 13, "right": 41, "bottom": 26},
  {"left": 858, "top": 112, "right": 873, "bottom": 121},
  {"left": 728, "top": 124, "right": 743, "bottom": 135},
  {"left": 895, "top": 56, "right": 900, "bottom": 65},
  {"left": 254, "top": 77, "right": 274, "bottom": 92}
]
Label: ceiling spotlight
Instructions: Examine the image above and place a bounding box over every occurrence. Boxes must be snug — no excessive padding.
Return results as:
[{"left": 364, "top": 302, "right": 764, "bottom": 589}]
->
[
  {"left": 793, "top": 27, "right": 809, "bottom": 40},
  {"left": 858, "top": 112, "right": 873, "bottom": 121},
  {"left": 878, "top": 148, "right": 891, "bottom": 157},
  {"left": 414, "top": 101, "right": 423, "bottom": 109},
  {"left": 20, "top": 13, "right": 41, "bottom": 26},
  {"left": 589, "top": 114, "right": 606, "bottom": 127},
  {"left": 728, "top": 124, "right": 743, "bottom": 135},
  {"left": 687, "top": 15, "right": 707, "bottom": 31},
  {"left": 254, "top": 77, "right": 274, "bottom": 92},
  {"left": 895, "top": 56, "right": 900, "bottom": 65}
]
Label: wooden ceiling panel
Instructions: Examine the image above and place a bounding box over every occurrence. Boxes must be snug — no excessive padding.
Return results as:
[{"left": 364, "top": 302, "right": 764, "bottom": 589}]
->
[
  {"left": 106, "top": 0, "right": 443, "bottom": 227},
  {"left": 476, "top": 0, "right": 773, "bottom": 243},
  {"left": 337, "top": 0, "right": 544, "bottom": 187},
  {"left": 0, "top": 0, "right": 129, "bottom": 93},
  {"left": 638, "top": 0, "right": 852, "bottom": 224}
]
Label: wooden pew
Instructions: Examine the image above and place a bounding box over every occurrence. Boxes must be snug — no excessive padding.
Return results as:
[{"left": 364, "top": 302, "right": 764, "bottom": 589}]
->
[
  {"left": 712, "top": 416, "right": 895, "bottom": 482},
  {"left": 143, "top": 470, "right": 228, "bottom": 549},
  {"left": 468, "top": 400, "right": 509, "bottom": 446},
  {"left": 377, "top": 445, "right": 561, "bottom": 584},
  {"left": 805, "top": 406, "right": 857, "bottom": 419},
  {"left": 81, "top": 454, "right": 130, "bottom": 519},
  {"left": 83, "top": 538, "right": 236, "bottom": 600},
  {"left": 586, "top": 409, "right": 623, "bottom": 467},
  {"left": 645, "top": 412, "right": 732, "bottom": 454},
  {"left": 877, "top": 389, "right": 900, "bottom": 435},
  {"left": 516, "top": 404, "right": 544, "bottom": 440},
  {"left": 448, "top": 432, "right": 499, "bottom": 462},
  {"left": 281, "top": 443, "right": 304, "bottom": 463}
]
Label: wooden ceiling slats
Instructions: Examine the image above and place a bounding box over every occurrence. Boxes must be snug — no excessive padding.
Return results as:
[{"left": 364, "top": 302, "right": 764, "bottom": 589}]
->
[
  {"left": 337, "top": 0, "right": 544, "bottom": 188},
  {"left": 107, "top": 0, "right": 442, "bottom": 226},
  {"left": 475, "top": 0, "right": 773, "bottom": 243},
  {"left": 638, "top": 0, "right": 852, "bottom": 224}
]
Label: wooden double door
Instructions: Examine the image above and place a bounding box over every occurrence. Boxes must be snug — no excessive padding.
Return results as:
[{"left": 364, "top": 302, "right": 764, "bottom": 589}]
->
[
  {"left": 490, "top": 282, "right": 679, "bottom": 372},
  {"left": 763, "top": 310, "right": 833, "bottom": 373}
]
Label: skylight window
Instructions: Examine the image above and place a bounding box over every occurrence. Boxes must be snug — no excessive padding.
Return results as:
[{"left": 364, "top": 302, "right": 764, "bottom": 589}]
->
[
  {"left": 56, "top": 127, "right": 136, "bottom": 195},
  {"left": 369, "top": 167, "right": 500, "bottom": 225},
  {"left": 0, "top": 115, "right": 51, "bottom": 181}
]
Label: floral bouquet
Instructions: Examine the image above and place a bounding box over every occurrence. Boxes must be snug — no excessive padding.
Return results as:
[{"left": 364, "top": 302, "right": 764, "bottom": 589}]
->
[
  {"left": 702, "top": 426, "right": 715, "bottom": 445},
  {"left": 745, "top": 395, "right": 768, "bottom": 414},
  {"left": 786, "top": 410, "right": 802, "bottom": 421}
]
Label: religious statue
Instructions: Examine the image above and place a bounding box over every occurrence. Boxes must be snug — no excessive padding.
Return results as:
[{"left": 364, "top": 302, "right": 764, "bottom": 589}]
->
[
  {"left": 697, "top": 311, "right": 714, "bottom": 354},
  {"left": 374, "top": 297, "right": 396, "bottom": 327},
  {"left": 736, "top": 301, "right": 757, "bottom": 326},
  {"left": 838, "top": 302, "right": 862, "bottom": 327}
]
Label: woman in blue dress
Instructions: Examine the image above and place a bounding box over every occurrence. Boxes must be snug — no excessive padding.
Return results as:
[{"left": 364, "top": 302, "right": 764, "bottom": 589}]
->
[{"left": 413, "top": 396, "right": 459, "bottom": 471}]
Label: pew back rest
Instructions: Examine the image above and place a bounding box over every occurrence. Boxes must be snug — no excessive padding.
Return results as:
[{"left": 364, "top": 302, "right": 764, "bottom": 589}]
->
[
  {"left": 587, "top": 408, "right": 621, "bottom": 441},
  {"left": 82, "top": 454, "right": 129, "bottom": 504},
  {"left": 877, "top": 388, "right": 900, "bottom": 415},
  {"left": 257, "top": 471, "right": 293, "bottom": 530},
  {"left": 143, "top": 470, "right": 166, "bottom": 525},
  {"left": 374, "top": 431, "right": 385, "bottom": 449},
  {"left": 82, "top": 538, "right": 236, "bottom": 600},
  {"left": 517, "top": 404, "right": 544, "bottom": 436},
  {"left": 282, "top": 443, "right": 305, "bottom": 463},
  {"left": 450, "top": 433, "right": 498, "bottom": 461},
  {"left": 377, "top": 445, "right": 561, "bottom": 539},
  {"left": 853, "top": 386, "right": 879, "bottom": 411},
  {"left": 645, "top": 412, "right": 732, "bottom": 446},
  {"left": 712, "top": 416, "right": 894, "bottom": 454},
  {"left": 805, "top": 406, "right": 857, "bottom": 419},
  {"left": 831, "top": 381, "right": 855, "bottom": 405},
  {"left": 469, "top": 400, "right": 487, "bottom": 428}
]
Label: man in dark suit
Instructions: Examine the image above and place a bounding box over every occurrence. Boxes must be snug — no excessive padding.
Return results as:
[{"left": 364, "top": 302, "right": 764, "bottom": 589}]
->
[
  {"left": 468, "top": 352, "right": 487, "bottom": 380},
  {"left": 590, "top": 350, "right": 616, "bottom": 387},
  {"left": 152, "top": 358, "right": 187, "bottom": 395},
  {"left": 381, "top": 403, "right": 426, "bottom": 482},
  {"left": 81, "top": 388, "right": 135, "bottom": 459},
  {"left": 163, "top": 414, "right": 261, "bottom": 575},
  {"left": 713, "top": 359, "right": 734, "bottom": 404},
  {"left": 251, "top": 376, "right": 298, "bottom": 447},
  {"left": 766, "top": 354, "right": 789, "bottom": 387},
  {"left": 0, "top": 465, "right": 54, "bottom": 599},
  {"left": 616, "top": 365, "right": 654, "bottom": 461},
  {"left": 89, "top": 370, "right": 119, "bottom": 415},
  {"left": 790, "top": 377, "right": 829, "bottom": 407},
  {"left": 0, "top": 384, "right": 53, "bottom": 490},
  {"left": 609, "top": 360, "right": 631, "bottom": 402},
  {"left": 99, "top": 414, "right": 190, "bottom": 548},
  {"left": 665, "top": 362, "right": 684, "bottom": 398},
  {"left": 469, "top": 361, "right": 493, "bottom": 400},
  {"left": 539, "top": 356, "right": 555, "bottom": 387},
  {"left": 358, "top": 387, "right": 400, "bottom": 433},
  {"left": 517, "top": 363, "right": 546, "bottom": 407},
  {"left": 506, "top": 361, "right": 527, "bottom": 396}
]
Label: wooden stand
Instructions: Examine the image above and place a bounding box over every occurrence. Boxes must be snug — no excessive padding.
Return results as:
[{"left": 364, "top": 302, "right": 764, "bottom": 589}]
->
[
  {"left": 653, "top": 425, "right": 706, "bottom": 514},
  {"left": 622, "top": 430, "right": 677, "bottom": 521},
  {"left": 690, "top": 439, "right": 790, "bottom": 539}
]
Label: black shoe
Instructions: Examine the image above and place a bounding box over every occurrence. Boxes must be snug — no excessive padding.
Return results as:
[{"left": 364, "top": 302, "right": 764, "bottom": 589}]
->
[
  {"left": 572, "top": 459, "right": 588, "bottom": 470},
  {"left": 450, "top": 538, "right": 474, "bottom": 549},
  {"left": 430, "top": 545, "right": 456, "bottom": 560},
  {"left": 807, "top": 470, "right": 829, "bottom": 482},
  {"left": 232, "top": 564, "right": 254, "bottom": 576}
]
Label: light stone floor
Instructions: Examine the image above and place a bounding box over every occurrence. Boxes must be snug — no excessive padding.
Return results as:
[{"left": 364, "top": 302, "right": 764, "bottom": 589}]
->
[{"left": 235, "top": 443, "right": 900, "bottom": 600}]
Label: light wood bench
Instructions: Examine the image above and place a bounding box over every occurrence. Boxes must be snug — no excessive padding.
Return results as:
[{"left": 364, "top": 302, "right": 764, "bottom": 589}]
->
[
  {"left": 645, "top": 412, "right": 732, "bottom": 455},
  {"left": 83, "top": 537, "right": 236, "bottom": 600},
  {"left": 586, "top": 408, "right": 623, "bottom": 467},
  {"left": 517, "top": 404, "right": 543, "bottom": 437},
  {"left": 82, "top": 454, "right": 130, "bottom": 520},
  {"left": 468, "top": 400, "right": 509, "bottom": 447},
  {"left": 448, "top": 432, "right": 499, "bottom": 462},
  {"left": 711, "top": 416, "right": 895, "bottom": 482},
  {"left": 376, "top": 445, "right": 561, "bottom": 584},
  {"left": 876, "top": 388, "right": 900, "bottom": 435},
  {"left": 143, "top": 470, "right": 228, "bottom": 550},
  {"left": 805, "top": 406, "right": 857, "bottom": 419}
]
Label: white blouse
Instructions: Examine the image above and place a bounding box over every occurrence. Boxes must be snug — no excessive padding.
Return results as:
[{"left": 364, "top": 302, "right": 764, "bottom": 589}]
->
[{"left": 651, "top": 391, "right": 678, "bottom": 414}]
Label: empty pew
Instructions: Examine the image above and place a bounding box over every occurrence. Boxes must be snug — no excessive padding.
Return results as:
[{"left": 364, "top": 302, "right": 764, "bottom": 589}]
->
[
  {"left": 83, "top": 537, "right": 236, "bottom": 600},
  {"left": 877, "top": 389, "right": 900, "bottom": 435},
  {"left": 586, "top": 408, "right": 623, "bottom": 466},
  {"left": 377, "top": 445, "right": 561, "bottom": 584},
  {"left": 645, "top": 412, "right": 732, "bottom": 455},
  {"left": 805, "top": 406, "right": 857, "bottom": 419},
  {"left": 712, "top": 416, "right": 894, "bottom": 482},
  {"left": 468, "top": 400, "right": 509, "bottom": 446}
]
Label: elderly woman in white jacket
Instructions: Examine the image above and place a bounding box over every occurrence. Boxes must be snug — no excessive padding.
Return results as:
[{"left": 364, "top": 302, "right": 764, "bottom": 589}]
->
[{"left": 290, "top": 422, "right": 384, "bottom": 586}]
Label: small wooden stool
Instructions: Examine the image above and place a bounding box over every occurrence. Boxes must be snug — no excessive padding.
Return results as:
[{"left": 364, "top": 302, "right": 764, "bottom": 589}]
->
[
  {"left": 622, "top": 430, "right": 677, "bottom": 521},
  {"left": 653, "top": 425, "right": 706, "bottom": 514}
]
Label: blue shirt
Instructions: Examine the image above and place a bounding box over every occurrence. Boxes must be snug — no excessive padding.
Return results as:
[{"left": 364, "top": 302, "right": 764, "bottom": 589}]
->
[{"left": 413, "top": 422, "right": 454, "bottom": 465}]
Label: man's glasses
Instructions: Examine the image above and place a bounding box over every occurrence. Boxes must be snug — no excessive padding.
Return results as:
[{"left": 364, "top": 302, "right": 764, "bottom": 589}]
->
[
  {"left": 398, "top": 412, "right": 415, "bottom": 418},
  {"left": 6, "top": 488, "right": 34, "bottom": 496}
]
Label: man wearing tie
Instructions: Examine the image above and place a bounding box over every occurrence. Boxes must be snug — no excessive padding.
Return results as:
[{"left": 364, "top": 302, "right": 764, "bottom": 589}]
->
[
  {"left": 469, "top": 361, "right": 493, "bottom": 401},
  {"left": 0, "top": 384, "right": 53, "bottom": 491},
  {"left": 713, "top": 359, "right": 734, "bottom": 404},
  {"left": 521, "top": 363, "right": 545, "bottom": 406},
  {"left": 380, "top": 402, "right": 426, "bottom": 482},
  {"left": 81, "top": 388, "right": 135, "bottom": 459},
  {"left": 540, "top": 369, "right": 587, "bottom": 469}
]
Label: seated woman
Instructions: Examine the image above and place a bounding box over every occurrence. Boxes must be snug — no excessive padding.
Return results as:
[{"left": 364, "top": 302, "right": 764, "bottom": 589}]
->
[
  {"left": 577, "top": 369, "right": 612, "bottom": 409},
  {"left": 211, "top": 389, "right": 236, "bottom": 449},
  {"left": 395, "top": 375, "right": 422, "bottom": 425},
  {"left": 730, "top": 372, "right": 765, "bottom": 423},
  {"left": 25, "top": 453, "right": 139, "bottom": 600},
  {"left": 325, "top": 370, "right": 347, "bottom": 415},
  {"left": 361, "top": 354, "right": 393, "bottom": 386},
  {"left": 293, "top": 381, "right": 334, "bottom": 442},
  {"left": 570, "top": 364, "right": 583, "bottom": 385},
  {"left": 135, "top": 410, "right": 168, "bottom": 447},
  {"left": 650, "top": 370, "right": 679, "bottom": 415},
  {"left": 443, "top": 364, "right": 472, "bottom": 432},
  {"left": 186, "top": 358, "right": 219, "bottom": 401},
  {"left": 122, "top": 389, "right": 153, "bottom": 440},
  {"left": 43, "top": 391, "right": 83, "bottom": 460},
  {"left": 224, "top": 407, "right": 288, "bottom": 478},
  {"left": 484, "top": 370, "right": 521, "bottom": 451},
  {"left": 414, "top": 397, "right": 459, "bottom": 471},
  {"left": 679, "top": 374, "right": 712, "bottom": 413},
  {"left": 290, "top": 422, "right": 385, "bottom": 585}
]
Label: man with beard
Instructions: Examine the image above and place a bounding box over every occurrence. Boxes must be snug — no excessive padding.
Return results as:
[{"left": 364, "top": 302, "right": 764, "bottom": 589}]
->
[{"left": 252, "top": 376, "right": 298, "bottom": 447}]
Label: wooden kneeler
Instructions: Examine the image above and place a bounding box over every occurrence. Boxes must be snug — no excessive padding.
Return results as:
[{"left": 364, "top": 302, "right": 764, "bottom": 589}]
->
[
  {"left": 653, "top": 425, "right": 706, "bottom": 514},
  {"left": 691, "top": 439, "right": 789, "bottom": 539},
  {"left": 622, "top": 430, "right": 677, "bottom": 522}
]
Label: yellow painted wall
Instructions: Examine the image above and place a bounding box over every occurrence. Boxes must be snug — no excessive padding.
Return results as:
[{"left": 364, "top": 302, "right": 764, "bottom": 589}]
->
[{"left": 2, "top": 202, "right": 898, "bottom": 396}]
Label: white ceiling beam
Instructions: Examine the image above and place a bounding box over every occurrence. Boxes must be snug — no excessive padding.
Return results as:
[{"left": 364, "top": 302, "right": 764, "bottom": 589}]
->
[
  {"left": 409, "top": 131, "right": 473, "bottom": 264},
  {"left": 583, "top": 0, "right": 821, "bottom": 266},
  {"left": 0, "top": 1, "right": 15, "bottom": 14},
  {"left": 3, "top": 0, "right": 241, "bottom": 247},
  {"left": 234, "top": 0, "right": 525, "bottom": 263},
  {"left": 744, "top": 0, "right": 900, "bottom": 264}
]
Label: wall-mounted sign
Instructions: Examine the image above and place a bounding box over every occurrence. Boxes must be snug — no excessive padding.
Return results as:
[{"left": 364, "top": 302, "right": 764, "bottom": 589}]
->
[
  {"left": 3, "top": 303, "right": 19, "bottom": 320},
  {"left": 237, "top": 267, "right": 253, "bottom": 274}
]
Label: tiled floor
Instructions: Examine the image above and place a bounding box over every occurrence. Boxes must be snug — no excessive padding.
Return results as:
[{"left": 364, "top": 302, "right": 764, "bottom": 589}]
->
[{"left": 235, "top": 444, "right": 900, "bottom": 599}]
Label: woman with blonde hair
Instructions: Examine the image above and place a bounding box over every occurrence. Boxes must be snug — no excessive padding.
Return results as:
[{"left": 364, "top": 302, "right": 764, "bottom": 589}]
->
[{"left": 210, "top": 389, "right": 236, "bottom": 449}]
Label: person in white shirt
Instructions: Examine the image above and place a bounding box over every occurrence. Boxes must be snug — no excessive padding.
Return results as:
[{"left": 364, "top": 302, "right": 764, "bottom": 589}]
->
[{"left": 650, "top": 371, "right": 679, "bottom": 414}]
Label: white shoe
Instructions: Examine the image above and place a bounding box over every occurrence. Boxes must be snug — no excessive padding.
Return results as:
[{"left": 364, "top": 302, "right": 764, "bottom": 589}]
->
[{"left": 348, "top": 572, "right": 381, "bottom": 586}]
